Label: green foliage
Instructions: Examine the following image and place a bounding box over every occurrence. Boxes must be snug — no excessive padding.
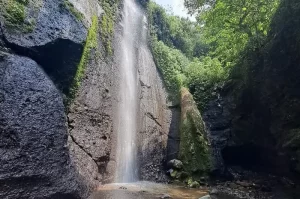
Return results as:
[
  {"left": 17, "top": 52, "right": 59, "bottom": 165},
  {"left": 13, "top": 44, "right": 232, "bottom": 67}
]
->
[
  {"left": 186, "top": 56, "right": 226, "bottom": 110},
  {"left": 3, "top": 0, "right": 26, "bottom": 25},
  {"left": 17, "top": 0, "right": 29, "bottom": 4},
  {"left": 187, "top": 0, "right": 280, "bottom": 67},
  {"left": 68, "top": 16, "right": 99, "bottom": 103},
  {"left": 148, "top": 1, "right": 208, "bottom": 58},
  {"left": 149, "top": 0, "right": 279, "bottom": 110},
  {"left": 98, "top": 0, "right": 119, "bottom": 55},
  {"left": 151, "top": 37, "right": 225, "bottom": 109},
  {"left": 148, "top": 1, "right": 226, "bottom": 109},
  {"left": 62, "top": 1, "right": 84, "bottom": 21},
  {"left": 0, "top": 0, "right": 39, "bottom": 33},
  {"left": 151, "top": 38, "right": 189, "bottom": 102}
]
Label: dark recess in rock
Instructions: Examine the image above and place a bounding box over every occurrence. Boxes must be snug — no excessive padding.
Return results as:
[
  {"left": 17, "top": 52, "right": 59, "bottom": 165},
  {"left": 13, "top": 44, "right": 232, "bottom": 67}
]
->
[
  {"left": 2, "top": 37, "right": 84, "bottom": 94},
  {"left": 0, "top": 0, "right": 87, "bottom": 95}
]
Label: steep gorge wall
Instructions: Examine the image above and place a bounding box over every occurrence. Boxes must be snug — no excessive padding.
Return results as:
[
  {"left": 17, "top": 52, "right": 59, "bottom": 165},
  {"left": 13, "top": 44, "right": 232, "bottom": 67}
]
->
[
  {"left": 137, "top": 42, "right": 176, "bottom": 182},
  {"left": 0, "top": 0, "right": 178, "bottom": 198},
  {"left": 0, "top": 0, "right": 99, "bottom": 198},
  {"left": 202, "top": 0, "right": 300, "bottom": 179},
  {"left": 0, "top": 0, "right": 115, "bottom": 197}
]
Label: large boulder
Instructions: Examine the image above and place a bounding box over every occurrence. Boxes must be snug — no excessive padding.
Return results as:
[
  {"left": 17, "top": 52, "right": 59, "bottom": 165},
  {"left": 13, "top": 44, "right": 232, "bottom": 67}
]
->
[
  {"left": 167, "top": 159, "right": 183, "bottom": 170},
  {"left": 179, "top": 88, "right": 211, "bottom": 177},
  {"left": 0, "top": 53, "right": 86, "bottom": 198},
  {"left": 0, "top": 0, "right": 101, "bottom": 94},
  {"left": 0, "top": 0, "right": 104, "bottom": 197}
]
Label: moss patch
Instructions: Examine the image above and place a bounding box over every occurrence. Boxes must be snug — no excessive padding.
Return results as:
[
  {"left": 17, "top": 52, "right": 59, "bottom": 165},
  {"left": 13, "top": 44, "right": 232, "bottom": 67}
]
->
[
  {"left": 2, "top": 0, "right": 27, "bottom": 25},
  {"left": 61, "top": 1, "right": 84, "bottom": 21},
  {"left": 0, "top": 0, "right": 39, "bottom": 33},
  {"left": 179, "top": 87, "right": 211, "bottom": 179},
  {"left": 98, "top": 0, "right": 119, "bottom": 55},
  {"left": 68, "top": 15, "right": 99, "bottom": 104}
]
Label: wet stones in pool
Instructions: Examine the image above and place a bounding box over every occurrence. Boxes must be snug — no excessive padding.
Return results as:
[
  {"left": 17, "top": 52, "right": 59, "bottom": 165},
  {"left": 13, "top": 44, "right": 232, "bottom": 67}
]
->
[
  {"left": 160, "top": 193, "right": 172, "bottom": 199},
  {"left": 199, "top": 196, "right": 211, "bottom": 199},
  {"left": 167, "top": 159, "right": 183, "bottom": 170}
]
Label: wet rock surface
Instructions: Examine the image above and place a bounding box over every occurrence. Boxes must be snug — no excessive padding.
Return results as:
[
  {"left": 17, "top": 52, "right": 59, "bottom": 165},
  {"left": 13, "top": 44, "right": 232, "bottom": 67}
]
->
[
  {"left": 1, "top": 0, "right": 87, "bottom": 47},
  {"left": 68, "top": 47, "right": 117, "bottom": 185},
  {"left": 167, "top": 159, "right": 183, "bottom": 170},
  {"left": 0, "top": 0, "right": 103, "bottom": 197},
  {"left": 201, "top": 89, "right": 235, "bottom": 177},
  {"left": 0, "top": 54, "right": 86, "bottom": 198},
  {"left": 137, "top": 45, "right": 174, "bottom": 182},
  {"left": 179, "top": 88, "right": 211, "bottom": 177},
  {"left": 0, "top": 0, "right": 90, "bottom": 94}
]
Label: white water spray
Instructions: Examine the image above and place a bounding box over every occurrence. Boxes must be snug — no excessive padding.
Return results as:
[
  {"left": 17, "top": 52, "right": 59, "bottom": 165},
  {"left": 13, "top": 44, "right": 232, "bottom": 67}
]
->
[{"left": 115, "top": 0, "right": 145, "bottom": 183}]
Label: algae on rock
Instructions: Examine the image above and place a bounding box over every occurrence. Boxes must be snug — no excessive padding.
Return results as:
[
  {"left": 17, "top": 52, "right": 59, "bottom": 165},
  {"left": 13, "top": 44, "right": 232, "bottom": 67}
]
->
[
  {"left": 98, "top": 0, "right": 119, "bottom": 55},
  {"left": 0, "top": 0, "right": 41, "bottom": 32},
  {"left": 179, "top": 87, "right": 211, "bottom": 178},
  {"left": 61, "top": 0, "right": 84, "bottom": 21},
  {"left": 68, "top": 15, "right": 99, "bottom": 104}
]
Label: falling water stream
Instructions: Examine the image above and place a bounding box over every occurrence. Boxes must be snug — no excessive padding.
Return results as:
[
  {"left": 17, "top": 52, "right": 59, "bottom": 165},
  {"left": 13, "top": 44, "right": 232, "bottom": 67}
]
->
[
  {"left": 91, "top": 1, "right": 297, "bottom": 199},
  {"left": 94, "top": 1, "right": 263, "bottom": 198},
  {"left": 115, "top": 0, "right": 143, "bottom": 183}
]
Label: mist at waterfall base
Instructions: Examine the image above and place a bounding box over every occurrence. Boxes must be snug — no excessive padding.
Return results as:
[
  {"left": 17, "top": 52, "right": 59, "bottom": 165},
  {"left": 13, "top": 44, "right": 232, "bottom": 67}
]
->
[{"left": 115, "top": 0, "right": 145, "bottom": 183}]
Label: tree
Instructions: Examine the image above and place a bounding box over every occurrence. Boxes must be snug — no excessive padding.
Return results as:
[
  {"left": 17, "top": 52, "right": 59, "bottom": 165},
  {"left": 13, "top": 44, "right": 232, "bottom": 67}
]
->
[{"left": 185, "top": 0, "right": 280, "bottom": 66}]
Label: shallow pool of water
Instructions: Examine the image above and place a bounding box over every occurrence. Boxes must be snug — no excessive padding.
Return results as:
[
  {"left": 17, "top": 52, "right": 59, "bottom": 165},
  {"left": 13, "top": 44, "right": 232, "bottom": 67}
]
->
[{"left": 91, "top": 181, "right": 239, "bottom": 199}]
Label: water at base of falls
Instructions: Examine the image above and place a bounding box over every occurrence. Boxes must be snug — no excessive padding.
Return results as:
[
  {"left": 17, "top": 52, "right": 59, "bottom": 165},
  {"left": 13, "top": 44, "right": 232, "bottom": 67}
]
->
[
  {"left": 91, "top": 182, "right": 244, "bottom": 199},
  {"left": 92, "top": 182, "right": 209, "bottom": 199},
  {"left": 115, "top": 0, "right": 145, "bottom": 183}
]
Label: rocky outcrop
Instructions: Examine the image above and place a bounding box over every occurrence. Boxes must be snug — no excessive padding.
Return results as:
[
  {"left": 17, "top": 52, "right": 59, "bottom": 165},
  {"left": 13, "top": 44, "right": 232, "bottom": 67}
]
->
[
  {"left": 0, "top": 0, "right": 103, "bottom": 198},
  {"left": 65, "top": 0, "right": 178, "bottom": 185},
  {"left": 137, "top": 46, "right": 175, "bottom": 182},
  {"left": 0, "top": 1, "right": 180, "bottom": 198},
  {"left": 0, "top": 53, "right": 86, "bottom": 198},
  {"left": 67, "top": 44, "right": 117, "bottom": 185},
  {"left": 202, "top": 0, "right": 300, "bottom": 179},
  {"left": 0, "top": 0, "right": 90, "bottom": 94},
  {"left": 179, "top": 88, "right": 211, "bottom": 178},
  {"left": 202, "top": 90, "right": 234, "bottom": 176}
]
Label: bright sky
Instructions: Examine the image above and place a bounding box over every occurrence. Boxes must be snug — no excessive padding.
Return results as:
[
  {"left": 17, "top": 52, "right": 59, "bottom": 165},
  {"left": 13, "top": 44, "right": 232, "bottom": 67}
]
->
[{"left": 153, "top": 0, "right": 195, "bottom": 21}]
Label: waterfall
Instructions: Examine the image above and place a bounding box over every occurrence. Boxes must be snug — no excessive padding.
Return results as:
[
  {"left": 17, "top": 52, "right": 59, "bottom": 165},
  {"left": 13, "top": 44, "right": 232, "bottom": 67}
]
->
[{"left": 115, "top": 0, "right": 145, "bottom": 183}]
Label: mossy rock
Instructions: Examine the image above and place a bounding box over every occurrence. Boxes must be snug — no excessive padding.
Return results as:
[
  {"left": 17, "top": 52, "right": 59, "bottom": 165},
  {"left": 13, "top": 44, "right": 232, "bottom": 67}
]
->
[
  {"left": 61, "top": 0, "right": 84, "bottom": 21},
  {"left": 67, "top": 15, "right": 99, "bottom": 106},
  {"left": 98, "top": 0, "right": 119, "bottom": 55},
  {"left": 178, "top": 87, "right": 212, "bottom": 178},
  {"left": 189, "top": 181, "right": 200, "bottom": 188},
  {"left": 0, "top": 0, "right": 40, "bottom": 32}
]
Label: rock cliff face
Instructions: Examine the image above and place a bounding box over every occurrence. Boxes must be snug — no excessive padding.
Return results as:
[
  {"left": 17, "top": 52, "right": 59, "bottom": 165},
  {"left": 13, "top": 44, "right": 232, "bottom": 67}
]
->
[
  {"left": 1, "top": 0, "right": 90, "bottom": 94},
  {"left": 0, "top": 0, "right": 178, "bottom": 197},
  {"left": 0, "top": 53, "right": 86, "bottom": 199},
  {"left": 0, "top": 0, "right": 101, "bottom": 198},
  {"left": 202, "top": 0, "right": 300, "bottom": 179},
  {"left": 137, "top": 44, "right": 175, "bottom": 182}
]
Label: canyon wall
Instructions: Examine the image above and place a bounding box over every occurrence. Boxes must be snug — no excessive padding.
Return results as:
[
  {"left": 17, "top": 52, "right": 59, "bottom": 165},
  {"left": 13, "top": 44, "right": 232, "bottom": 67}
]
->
[
  {"left": 0, "top": 0, "right": 178, "bottom": 198},
  {"left": 202, "top": 0, "right": 300, "bottom": 179}
]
